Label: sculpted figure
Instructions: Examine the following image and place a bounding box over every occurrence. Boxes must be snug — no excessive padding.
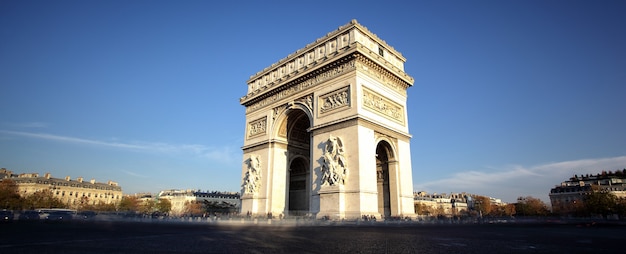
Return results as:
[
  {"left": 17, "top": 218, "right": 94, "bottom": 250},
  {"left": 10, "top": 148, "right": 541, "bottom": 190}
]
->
[
  {"left": 243, "top": 154, "right": 262, "bottom": 194},
  {"left": 321, "top": 135, "right": 347, "bottom": 186}
]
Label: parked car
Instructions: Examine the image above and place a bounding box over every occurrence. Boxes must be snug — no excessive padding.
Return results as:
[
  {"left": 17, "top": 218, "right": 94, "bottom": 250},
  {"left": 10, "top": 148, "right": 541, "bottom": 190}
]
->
[
  {"left": 1, "top": 209, "right": 15, "bottom": 222},
  {"left": 78, "top": 211, "right": 97, "bottom": 220},
  {"left": 45, "top": 211, "right": 74, "bottom": 221},
  {"left": 18, "top": 210, "right": 41, "bottom": 221}
]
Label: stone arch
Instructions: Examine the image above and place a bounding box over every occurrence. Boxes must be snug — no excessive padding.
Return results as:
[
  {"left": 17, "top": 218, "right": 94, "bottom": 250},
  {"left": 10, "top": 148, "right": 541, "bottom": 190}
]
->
[
  {"left": 271, "top": 101, "right": 313, "bottom": 139},
  {"left": 375, "top": 139, "right": 397, "bottom": 218},
  {"left": 240, "top": 21, "right": 415, "bottom": 220},
  {"left": 272, "top": 103, "right": 312, "bottom": 216}
]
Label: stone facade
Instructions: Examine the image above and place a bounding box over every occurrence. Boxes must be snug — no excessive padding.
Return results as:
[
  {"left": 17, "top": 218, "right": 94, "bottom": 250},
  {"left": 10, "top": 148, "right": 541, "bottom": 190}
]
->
[
  {"left": 239, "top": 20, "right": 415, "bottom": 220},
  {"left": 549, "top": 171, "right": 626, "bottom": 213},
  {"left": 0, "top": 168, "right": 122, "bottom": 209},
  {"left": 158, "top": 189, "right": 240, "bottom": 216}
]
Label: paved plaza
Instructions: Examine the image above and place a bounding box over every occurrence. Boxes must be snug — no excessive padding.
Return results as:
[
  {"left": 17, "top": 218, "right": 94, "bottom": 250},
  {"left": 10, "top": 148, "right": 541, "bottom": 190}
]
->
[{"left": 1, "top": 220, "right": 624, "bottom": 253}]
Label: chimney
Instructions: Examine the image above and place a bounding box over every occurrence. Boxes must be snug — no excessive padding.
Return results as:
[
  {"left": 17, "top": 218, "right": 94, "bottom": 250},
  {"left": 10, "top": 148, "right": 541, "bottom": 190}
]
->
[
  {"left": 90, "top": 179, "right": 95, "bottom": 184},
  {"left": 45, "top": 173, "right": 51, "bottom": 179},
  {"left": 65, "top": 176, "right": 71, "bottom": 181},
  {"left": 77, "top": 177, "right": 83, "bottom": 183}
]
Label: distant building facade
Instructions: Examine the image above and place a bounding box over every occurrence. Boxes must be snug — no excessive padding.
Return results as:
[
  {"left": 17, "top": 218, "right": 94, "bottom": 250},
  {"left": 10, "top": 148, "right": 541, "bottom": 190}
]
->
[
  {"left": 414, "top": 191, "right": 506, "bottom": 217},
  {"left": 0, "top": 168, "right": 122, "bottom": 209},
  {"left": 549, "top": 170, "right": 626, "bottom": 213},
  {"left": 414, "top": 192, "right": 469, "bottom": 216},
  {"left": 158, "top": 189, "right": 240, "bottom": 216}
]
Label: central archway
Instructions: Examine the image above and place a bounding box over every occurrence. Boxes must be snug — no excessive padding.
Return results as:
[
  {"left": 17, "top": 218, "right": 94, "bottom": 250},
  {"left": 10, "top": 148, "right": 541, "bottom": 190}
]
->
[{"left": 284, "top": 109, "right": 311, "bottom": 216}]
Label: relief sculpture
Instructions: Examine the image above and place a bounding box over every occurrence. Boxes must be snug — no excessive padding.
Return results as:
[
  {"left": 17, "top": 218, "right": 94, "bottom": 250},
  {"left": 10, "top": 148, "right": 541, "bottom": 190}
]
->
[
  {"left": 362, "top": 87, "right": 404, "bottom": 125},
  {"left": 319, "top": 87, "right": 350, "bottom": 114},
  {"left": 248, "top": 117, "right": 267, "bottom": 138},
  {"left": 242, "top": 154, "right": 262, "bottom": 194},
  {"left": 321, "top": 135, "right": 348, "bottom": 186}
]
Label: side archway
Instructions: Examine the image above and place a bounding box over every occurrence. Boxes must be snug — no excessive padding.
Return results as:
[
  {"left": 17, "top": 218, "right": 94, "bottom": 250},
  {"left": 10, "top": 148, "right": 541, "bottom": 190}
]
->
[{"left": 375, "top": 139, "right": 396, "bottom": 218}]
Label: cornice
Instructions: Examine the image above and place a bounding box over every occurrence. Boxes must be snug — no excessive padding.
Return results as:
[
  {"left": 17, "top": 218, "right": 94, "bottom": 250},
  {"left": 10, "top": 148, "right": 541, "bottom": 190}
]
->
[
  {"left": 242, "top": 20, "right": 414, "bottom": 107},
  {"left": 248, "top": 20, "right": 406, "bottom": 81}
]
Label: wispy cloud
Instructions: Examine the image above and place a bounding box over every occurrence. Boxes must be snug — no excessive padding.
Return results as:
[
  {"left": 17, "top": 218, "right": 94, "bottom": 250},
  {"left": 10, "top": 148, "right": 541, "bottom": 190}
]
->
[
  {"left": 414, "top": 155, "right": 626, "bottom": 203},
  {"left": 0, "top": 130, "right": 240, "bottom": 165},
  {"left": 122, "top": 170, "right": 149, "bottom": 178},
  {"left": 2, "top": 122, "right": 50, "bottom": 128}
]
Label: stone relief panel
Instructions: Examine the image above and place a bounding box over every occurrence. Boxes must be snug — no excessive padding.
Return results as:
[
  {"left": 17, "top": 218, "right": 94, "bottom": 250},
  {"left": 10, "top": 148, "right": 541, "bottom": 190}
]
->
[
  {"left": 320, "top": 135, "right": 348, "bottom": 186},
  {"left": 242, "top": 154, "right": 262, "bottom": 194},
  {"left": 245, "top": 59, "right": 356, "bottom": 113},
  {"left": 362, "top": 87, "right": 405, "bottom": 125},
  {"left": 247, "top": 117, "right": 267, "bottom": 138},
  {"left": 318, "top": 86, "right": 350, "bottom": 115}
]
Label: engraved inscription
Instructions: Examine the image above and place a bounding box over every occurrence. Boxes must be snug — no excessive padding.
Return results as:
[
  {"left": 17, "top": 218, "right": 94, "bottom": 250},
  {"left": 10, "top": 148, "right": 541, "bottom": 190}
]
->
[
  {"left": 319, "top": 86, "right": 350, "bottom": 114},
  {"left": 248, "top": 117, "right": 267, "bottom": 138},
  {"left": 362, "top": 87, "right": 405, "bottom": 125}
]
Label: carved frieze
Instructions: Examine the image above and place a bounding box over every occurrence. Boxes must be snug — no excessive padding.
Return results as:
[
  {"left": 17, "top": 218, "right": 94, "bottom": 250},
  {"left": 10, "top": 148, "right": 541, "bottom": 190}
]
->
[
  {"left": 355, "top": 54, "right": 409, "bottom": 96},
  {"left": 244, "top": 59, "right": 356, "bottom": 113},
  {"left": 319, "top": 86, "right": 350, "bottom": 114},
  {"left": 362, "top": 87, "right": 405, "bottom": 125},
  {"left": 247, "top": 117, "right": 267, "bottom": 138}
]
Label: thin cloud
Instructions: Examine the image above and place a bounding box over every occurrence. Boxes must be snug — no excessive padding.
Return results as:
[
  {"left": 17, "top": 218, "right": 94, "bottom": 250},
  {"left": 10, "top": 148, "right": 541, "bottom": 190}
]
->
[
  {"left": 122, "top": 170, "right": 149, "bottom": 178},
  {"left": 0, "top": 130, "right": 146, "bottom": 150},
  {"left": 0, "top": 130, "right": 240, "bottom": 165},
  {"left": 2, "top": 122, "right": 49, "bottom": 128},
  {"left": 414, "top": 155, "right": 626, "bottom": 203}
]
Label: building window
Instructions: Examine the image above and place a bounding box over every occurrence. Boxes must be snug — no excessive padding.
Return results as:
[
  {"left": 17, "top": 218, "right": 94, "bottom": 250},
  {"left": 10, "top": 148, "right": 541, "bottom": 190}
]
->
[{"left": 378, "top": 45, "right": 384, "bottom": 56}]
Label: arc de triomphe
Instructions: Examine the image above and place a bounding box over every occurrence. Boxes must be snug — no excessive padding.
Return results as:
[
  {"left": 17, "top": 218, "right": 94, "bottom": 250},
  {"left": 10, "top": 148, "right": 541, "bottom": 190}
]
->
[{"left": 240, "top": 20, "right": 415, "bottom": 220}]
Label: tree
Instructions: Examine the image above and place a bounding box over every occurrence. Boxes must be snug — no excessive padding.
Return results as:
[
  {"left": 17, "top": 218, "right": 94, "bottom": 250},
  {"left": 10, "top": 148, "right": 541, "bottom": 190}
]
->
[
  {"left": 583, "top": 186, "right": 618, "bottom": 217},
  {"left": 184, "top": 201, "right": 204, "bottom": 216},
  {"left": 504, "top": 204, "right": 516, "bottom": 217},
  {"left": 155, "top": 198, "right": 172, "bottom": 214},
  {"left": 0, "top": 179, "right": 23, "bottom": 210},
  {"left": 78, "top": 196, "right": 94, "bottom": 211},
  {"left": 24, "top": 189, "right": 65, "bottom": 209},
  {"left": 515, "top": 196, "right": 549, "bottom": 216},
  {"left": 138, "top": 199, "right": 155, "bottom": 215},
  {"left": 474, "top": 196, "right": 492, "bottom": 216},
  {"left": 93, "top": 201, "right": 116, "bottom": 212},
  {"left": 414, "top": 203, "right": 432, "bottom": 216},
  {"left": 118, "top": 196, "right": 139, "bottom": 212},
  {"left": 616, "top": 198, "right": 626, "bottom": 218},
  {"left": 488, "top": 203, "right": 515, "bottom": 217}
]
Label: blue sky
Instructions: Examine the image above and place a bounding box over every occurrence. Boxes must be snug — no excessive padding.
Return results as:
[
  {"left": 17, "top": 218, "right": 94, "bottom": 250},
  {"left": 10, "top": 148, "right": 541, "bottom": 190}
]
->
[{"left": 1, "top": 0, "right": 625, "bottom": 204}]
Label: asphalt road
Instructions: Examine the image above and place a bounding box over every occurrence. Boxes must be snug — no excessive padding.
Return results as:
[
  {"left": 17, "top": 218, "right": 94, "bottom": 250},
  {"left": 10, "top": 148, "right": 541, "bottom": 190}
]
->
[{"left": 1, "top": 220, "right": 624, "bottom": 253}]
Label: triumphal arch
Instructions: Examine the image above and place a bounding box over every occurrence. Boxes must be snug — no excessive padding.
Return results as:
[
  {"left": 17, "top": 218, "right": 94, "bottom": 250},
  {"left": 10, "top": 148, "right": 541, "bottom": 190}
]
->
[{"left": 240, "top": 20, "right": 415, "bottom": 220}]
